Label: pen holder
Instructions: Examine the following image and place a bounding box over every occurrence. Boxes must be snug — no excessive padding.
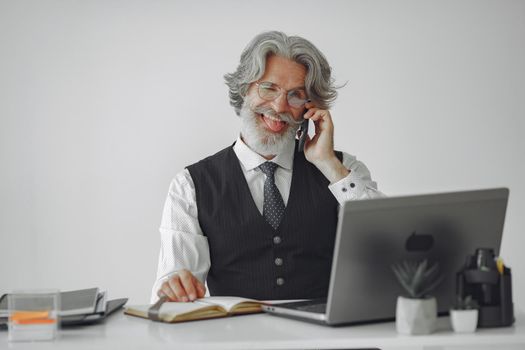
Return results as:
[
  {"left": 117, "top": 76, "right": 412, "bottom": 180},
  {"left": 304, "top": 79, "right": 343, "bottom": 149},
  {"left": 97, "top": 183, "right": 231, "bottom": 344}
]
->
[
  {"left": 456, "top": 248, "right": 514, "bottom": 327},
  {"left": 7, "top": 290, "right": 59, "bottom": 342}
]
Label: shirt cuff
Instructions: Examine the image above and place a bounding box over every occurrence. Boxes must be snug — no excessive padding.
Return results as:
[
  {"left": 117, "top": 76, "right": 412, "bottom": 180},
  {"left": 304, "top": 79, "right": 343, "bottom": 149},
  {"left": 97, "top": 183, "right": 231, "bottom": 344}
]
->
[{"left": 328, "top": 170, "right": 366, "bottom": 203}]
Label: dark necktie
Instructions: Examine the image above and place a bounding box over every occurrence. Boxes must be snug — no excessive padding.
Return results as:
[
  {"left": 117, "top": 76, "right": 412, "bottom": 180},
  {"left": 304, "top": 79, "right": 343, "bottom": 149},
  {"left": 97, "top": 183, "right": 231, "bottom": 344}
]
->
[{"left": 259, "top": 161, "right": 285, "bottom": 230}]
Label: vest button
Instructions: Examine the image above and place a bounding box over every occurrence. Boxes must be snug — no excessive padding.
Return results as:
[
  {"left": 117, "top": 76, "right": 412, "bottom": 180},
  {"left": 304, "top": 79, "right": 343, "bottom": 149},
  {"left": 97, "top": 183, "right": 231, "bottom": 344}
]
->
[
  {"left": 273, "top": 236, "right": 282, "bottom": 244},
  {"left": 274, "top": 257, "right": 283, "bottom": 266},
  {"left": 276, "top": 277, "right": 285, "bottom": 286}
]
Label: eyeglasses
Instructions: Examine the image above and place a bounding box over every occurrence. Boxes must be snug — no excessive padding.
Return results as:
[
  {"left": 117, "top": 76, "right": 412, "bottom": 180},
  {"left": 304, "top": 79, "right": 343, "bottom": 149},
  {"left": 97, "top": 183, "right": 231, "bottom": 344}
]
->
[{"left": 255, "top": 82, "right": 309, "bottom": 108}]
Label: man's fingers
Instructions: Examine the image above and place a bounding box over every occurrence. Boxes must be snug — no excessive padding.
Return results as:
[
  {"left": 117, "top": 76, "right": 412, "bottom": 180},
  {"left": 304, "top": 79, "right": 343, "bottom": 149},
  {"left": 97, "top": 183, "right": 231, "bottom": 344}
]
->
[
  {"left": 179, "top": 272, "right": 198, "bottom": 301},
  {"left": 168, "top": 276, "right": 189, "bottom": 302},
  {"left": 304, "top": 101, "right": 315, "bottom": 110},
  {"left": 309, "top": 109, "right": 331, "bottom": 123},
  {"left": 194, "top": 277, "right": 207, "bottom": 298},
  {"left": 157, "top": 270, "right": 205, "bottom": 302},
  {"left": 159, "top": 282, "right": 177, "bottom": 301},
  {"left": 304, "top": 107, "right": 319, "bottom": 119}
]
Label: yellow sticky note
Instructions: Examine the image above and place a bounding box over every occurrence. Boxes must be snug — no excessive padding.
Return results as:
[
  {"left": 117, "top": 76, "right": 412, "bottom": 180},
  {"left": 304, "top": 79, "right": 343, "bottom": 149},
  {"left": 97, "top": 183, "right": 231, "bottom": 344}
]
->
[{"left": 496, "top": 257, "right": 504, "bottom": 274}]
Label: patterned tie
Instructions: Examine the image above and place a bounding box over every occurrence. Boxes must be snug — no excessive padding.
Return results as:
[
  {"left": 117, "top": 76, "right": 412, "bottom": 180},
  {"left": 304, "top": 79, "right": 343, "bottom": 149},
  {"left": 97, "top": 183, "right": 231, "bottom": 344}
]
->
[{"left": 259, "top": 161, "right": 285, "bottom": 230}]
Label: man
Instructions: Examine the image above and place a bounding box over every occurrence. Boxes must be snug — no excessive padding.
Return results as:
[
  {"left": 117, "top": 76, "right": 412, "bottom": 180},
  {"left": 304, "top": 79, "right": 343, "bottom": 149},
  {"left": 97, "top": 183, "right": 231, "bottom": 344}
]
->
[{"left": 151, "top": 31, "right": 383, "bottom": 303}]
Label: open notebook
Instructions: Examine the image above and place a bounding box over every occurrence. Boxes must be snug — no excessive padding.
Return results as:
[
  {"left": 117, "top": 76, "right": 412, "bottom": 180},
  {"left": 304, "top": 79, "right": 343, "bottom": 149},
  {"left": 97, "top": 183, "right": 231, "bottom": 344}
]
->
[{"left": 125, "top": 297, "right": 266, "bottom": 323}]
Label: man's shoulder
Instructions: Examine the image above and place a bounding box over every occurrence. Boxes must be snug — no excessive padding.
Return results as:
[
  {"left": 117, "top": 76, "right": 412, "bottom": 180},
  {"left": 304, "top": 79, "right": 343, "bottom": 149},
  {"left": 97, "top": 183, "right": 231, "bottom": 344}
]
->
[{"left": 186, "top": 143, "right": 236, "bottom": 172}]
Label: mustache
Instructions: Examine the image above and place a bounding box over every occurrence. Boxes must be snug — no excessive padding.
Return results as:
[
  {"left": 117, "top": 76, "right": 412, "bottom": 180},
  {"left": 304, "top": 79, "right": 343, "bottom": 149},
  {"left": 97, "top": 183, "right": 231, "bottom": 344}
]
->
[{"left": 252, "top": 105, "right": 303, "bottom": 126}]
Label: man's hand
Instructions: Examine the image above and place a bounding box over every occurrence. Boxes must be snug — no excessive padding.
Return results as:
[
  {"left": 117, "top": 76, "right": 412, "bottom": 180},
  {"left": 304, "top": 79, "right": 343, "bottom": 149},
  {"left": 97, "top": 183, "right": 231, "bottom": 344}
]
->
[
  {"left": 303, "top": 102, "right": 349, "bottom": 183},
  {"left": 157, "top": 269, "right": 207, "bottom": 302}
]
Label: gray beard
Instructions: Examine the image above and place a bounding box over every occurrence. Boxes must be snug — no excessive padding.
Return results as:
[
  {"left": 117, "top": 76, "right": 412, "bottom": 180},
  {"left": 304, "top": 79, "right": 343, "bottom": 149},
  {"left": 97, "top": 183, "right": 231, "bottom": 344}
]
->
[{"left": 239, "top": 101, "right": 299, "bottom": 157}]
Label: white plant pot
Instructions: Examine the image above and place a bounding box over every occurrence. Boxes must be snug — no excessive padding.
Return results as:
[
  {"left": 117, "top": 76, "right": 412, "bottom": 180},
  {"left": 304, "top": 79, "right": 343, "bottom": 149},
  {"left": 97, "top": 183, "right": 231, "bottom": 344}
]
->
[
  {"left": 395, "top": 296, "right": 437, "bottom": 335},
  {"left": 450, "top": 309, "right": 478, "bottom": 333}
]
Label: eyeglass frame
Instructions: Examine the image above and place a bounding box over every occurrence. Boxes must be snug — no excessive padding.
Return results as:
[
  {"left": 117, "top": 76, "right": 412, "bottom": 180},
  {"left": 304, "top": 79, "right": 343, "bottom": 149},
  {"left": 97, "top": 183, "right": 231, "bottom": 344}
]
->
[{"left": 254, "top": 81, "right": 310, "bottom": 108}]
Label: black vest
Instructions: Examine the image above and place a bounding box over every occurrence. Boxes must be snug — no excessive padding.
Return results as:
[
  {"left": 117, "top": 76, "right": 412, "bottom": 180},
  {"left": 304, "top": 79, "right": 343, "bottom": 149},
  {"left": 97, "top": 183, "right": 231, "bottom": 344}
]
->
[{"left": 186, "top": 142, "right": 342, "bottom": 300}]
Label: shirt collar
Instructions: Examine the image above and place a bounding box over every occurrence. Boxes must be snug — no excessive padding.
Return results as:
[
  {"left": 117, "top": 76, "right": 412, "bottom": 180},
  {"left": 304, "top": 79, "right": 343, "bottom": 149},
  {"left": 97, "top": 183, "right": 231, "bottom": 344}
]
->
[{"left": 233, "top": 135, "right": 295, "bottom": 171}]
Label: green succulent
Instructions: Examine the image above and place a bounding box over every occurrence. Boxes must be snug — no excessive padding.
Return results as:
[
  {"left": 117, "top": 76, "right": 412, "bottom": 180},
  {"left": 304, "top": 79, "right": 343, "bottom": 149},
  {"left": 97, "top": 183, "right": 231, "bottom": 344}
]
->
[
  {"left": 391, "top": 259, "right": 443, "bottom": 299},
  {"left": 453, "top": 295, "right": 479, "bottom": 310}
]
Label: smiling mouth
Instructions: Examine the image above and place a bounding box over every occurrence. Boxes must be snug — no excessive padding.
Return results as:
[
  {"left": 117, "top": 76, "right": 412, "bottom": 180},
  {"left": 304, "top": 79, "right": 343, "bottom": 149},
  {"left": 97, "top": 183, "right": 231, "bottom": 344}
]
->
[{"left": 260, "top": 113, "right": 287, "bottom": 132}]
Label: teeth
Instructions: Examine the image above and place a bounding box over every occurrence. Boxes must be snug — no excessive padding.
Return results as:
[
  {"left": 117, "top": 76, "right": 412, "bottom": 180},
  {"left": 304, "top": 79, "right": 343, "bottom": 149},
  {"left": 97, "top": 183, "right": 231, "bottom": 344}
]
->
[{"left": 261, "top": 114, "right": 285, "bottom": 123}]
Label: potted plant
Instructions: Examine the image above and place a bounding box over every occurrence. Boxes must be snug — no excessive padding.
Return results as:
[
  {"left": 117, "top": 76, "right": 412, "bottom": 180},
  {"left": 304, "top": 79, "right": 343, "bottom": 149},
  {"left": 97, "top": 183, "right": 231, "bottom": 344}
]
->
[
  {"left": 391, "top": 259, "right": 443, "bottom": 335},
  {"left": 450, "top": 295, "right": 479, "bottom": 333}
]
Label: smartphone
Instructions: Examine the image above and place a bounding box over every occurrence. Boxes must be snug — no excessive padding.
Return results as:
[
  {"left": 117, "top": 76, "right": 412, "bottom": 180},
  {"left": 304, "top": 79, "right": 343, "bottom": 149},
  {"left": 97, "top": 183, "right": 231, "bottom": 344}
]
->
[
  {"left": 297, "top": 119, "right": 309, "bottom": 152},
  {"left": 297, "top": 102, "right": 311, "bottom": 152}
]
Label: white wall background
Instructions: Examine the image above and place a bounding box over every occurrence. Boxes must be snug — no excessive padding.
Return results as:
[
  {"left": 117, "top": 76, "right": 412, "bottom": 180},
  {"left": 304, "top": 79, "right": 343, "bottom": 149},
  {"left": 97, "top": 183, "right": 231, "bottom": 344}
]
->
[{"left": 1, "top": 0, "right": 524, "bottom": 309}]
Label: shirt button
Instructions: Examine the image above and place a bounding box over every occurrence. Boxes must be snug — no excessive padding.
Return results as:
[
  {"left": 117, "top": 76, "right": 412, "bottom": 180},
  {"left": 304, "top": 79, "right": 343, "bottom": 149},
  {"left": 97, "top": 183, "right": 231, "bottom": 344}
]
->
[
  {"left": 342, "top": 187, "right": 347, "bottom": 192},
  {"left": 350, "top": 183, "right": 356, "bottom": 188},
  {"left": 276, "top": 277, "right": 285, "bottom": 286},
  {"left": 275, "top": 258, "right": 283, "bottom": 266},
  {"left": 273, "top": 236, "right": 282, "bottom": 244}
]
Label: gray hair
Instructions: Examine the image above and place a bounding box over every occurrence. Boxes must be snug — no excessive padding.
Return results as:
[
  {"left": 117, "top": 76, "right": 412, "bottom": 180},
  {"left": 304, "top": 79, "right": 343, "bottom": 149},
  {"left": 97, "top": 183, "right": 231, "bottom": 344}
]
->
[{"left": 225, "top": 31, "right": 339, "bottom": 116}]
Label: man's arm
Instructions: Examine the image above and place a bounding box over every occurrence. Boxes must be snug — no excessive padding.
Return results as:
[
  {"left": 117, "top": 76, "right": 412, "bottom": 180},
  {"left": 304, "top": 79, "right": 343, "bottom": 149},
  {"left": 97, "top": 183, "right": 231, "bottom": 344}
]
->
[
  {"left": 150, "top": 169, "right": 211, "bottom": 303},
  {"left": 302, "top": 102, "right": 350, "bottom": 183},
  {"left": 329, "top": 152, "right": 385, "bottom": 202},
  {"left": 302, "top": 102, "right": 385, "bottom": 200}
]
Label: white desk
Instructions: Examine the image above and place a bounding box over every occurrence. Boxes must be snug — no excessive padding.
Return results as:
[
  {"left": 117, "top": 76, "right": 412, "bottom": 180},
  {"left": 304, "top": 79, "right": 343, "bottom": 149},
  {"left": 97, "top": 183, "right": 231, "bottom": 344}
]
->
[{"left": 1, "top": 310, "right": 524, "bottom": 350}]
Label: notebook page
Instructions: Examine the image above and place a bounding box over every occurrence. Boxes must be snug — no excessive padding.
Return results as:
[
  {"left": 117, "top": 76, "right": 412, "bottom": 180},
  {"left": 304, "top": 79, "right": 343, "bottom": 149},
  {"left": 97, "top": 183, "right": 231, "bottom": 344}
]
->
[{"left": 195, "top": 297, "right": 260, "bottom": 312}]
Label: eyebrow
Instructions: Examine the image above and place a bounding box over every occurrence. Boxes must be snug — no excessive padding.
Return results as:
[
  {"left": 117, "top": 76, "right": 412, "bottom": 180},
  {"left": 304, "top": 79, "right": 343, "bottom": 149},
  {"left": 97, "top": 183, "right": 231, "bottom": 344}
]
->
[{"left": 264, "top": 81, "right": 306, "bottom": 91}]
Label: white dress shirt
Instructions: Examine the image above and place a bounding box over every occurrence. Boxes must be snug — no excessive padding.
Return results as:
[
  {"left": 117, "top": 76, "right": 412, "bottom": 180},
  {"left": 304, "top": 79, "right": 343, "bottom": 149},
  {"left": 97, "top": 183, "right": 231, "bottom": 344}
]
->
[{"left": 151, "top": 137, "right": 384, "bottom": 302}]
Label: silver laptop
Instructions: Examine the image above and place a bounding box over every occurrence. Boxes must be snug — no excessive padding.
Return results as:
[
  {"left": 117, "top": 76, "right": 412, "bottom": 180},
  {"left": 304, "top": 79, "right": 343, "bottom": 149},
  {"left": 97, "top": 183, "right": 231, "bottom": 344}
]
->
[{"left": 262, "top": 188, "right": 509, "bottom": 326}]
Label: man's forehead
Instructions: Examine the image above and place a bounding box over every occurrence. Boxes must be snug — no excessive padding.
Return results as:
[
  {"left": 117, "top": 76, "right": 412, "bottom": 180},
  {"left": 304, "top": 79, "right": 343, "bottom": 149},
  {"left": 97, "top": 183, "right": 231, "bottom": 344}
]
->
[{"left": 260, "top": 55, "right": 307, "bottom": 89}]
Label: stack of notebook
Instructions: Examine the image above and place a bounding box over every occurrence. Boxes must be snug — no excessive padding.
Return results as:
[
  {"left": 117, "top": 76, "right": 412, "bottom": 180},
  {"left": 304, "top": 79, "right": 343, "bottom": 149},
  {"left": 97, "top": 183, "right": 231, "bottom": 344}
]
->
[{"left": 0, "top": 287, "right": 127, "bottom": 327}]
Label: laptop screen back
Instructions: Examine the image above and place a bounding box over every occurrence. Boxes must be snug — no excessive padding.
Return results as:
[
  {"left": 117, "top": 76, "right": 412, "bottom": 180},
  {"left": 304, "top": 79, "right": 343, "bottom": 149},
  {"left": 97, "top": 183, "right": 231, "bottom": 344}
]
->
[{"left": 326, "top": 188, "right": 508, "bottom": 325}]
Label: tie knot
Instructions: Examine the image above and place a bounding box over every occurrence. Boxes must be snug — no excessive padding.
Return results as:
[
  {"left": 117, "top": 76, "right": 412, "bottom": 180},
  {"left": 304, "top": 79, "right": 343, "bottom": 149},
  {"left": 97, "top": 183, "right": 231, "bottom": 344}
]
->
[{"left": 259, "top": 161, "right": 279, "bottom": 177}]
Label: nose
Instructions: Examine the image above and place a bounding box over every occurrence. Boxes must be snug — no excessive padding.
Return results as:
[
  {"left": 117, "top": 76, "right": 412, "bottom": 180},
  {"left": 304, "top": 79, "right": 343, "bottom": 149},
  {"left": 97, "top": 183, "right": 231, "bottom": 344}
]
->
[{"left": 270, "top": 91, "right": 290, "bottom": 114}]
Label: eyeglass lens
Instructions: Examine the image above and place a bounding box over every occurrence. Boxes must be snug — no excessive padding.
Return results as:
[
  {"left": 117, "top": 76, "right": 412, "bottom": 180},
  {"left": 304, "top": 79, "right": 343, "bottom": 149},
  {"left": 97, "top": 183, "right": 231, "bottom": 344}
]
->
[{"left": 258, "top": 82, "right": 308, "bottom": 108}]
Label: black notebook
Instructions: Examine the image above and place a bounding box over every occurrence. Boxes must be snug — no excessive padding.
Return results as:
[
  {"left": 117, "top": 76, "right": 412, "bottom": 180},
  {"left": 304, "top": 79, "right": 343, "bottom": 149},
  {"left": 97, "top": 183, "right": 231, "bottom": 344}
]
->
[{"left": 0, "top": 288, "right": 128, "bottom": 328}]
